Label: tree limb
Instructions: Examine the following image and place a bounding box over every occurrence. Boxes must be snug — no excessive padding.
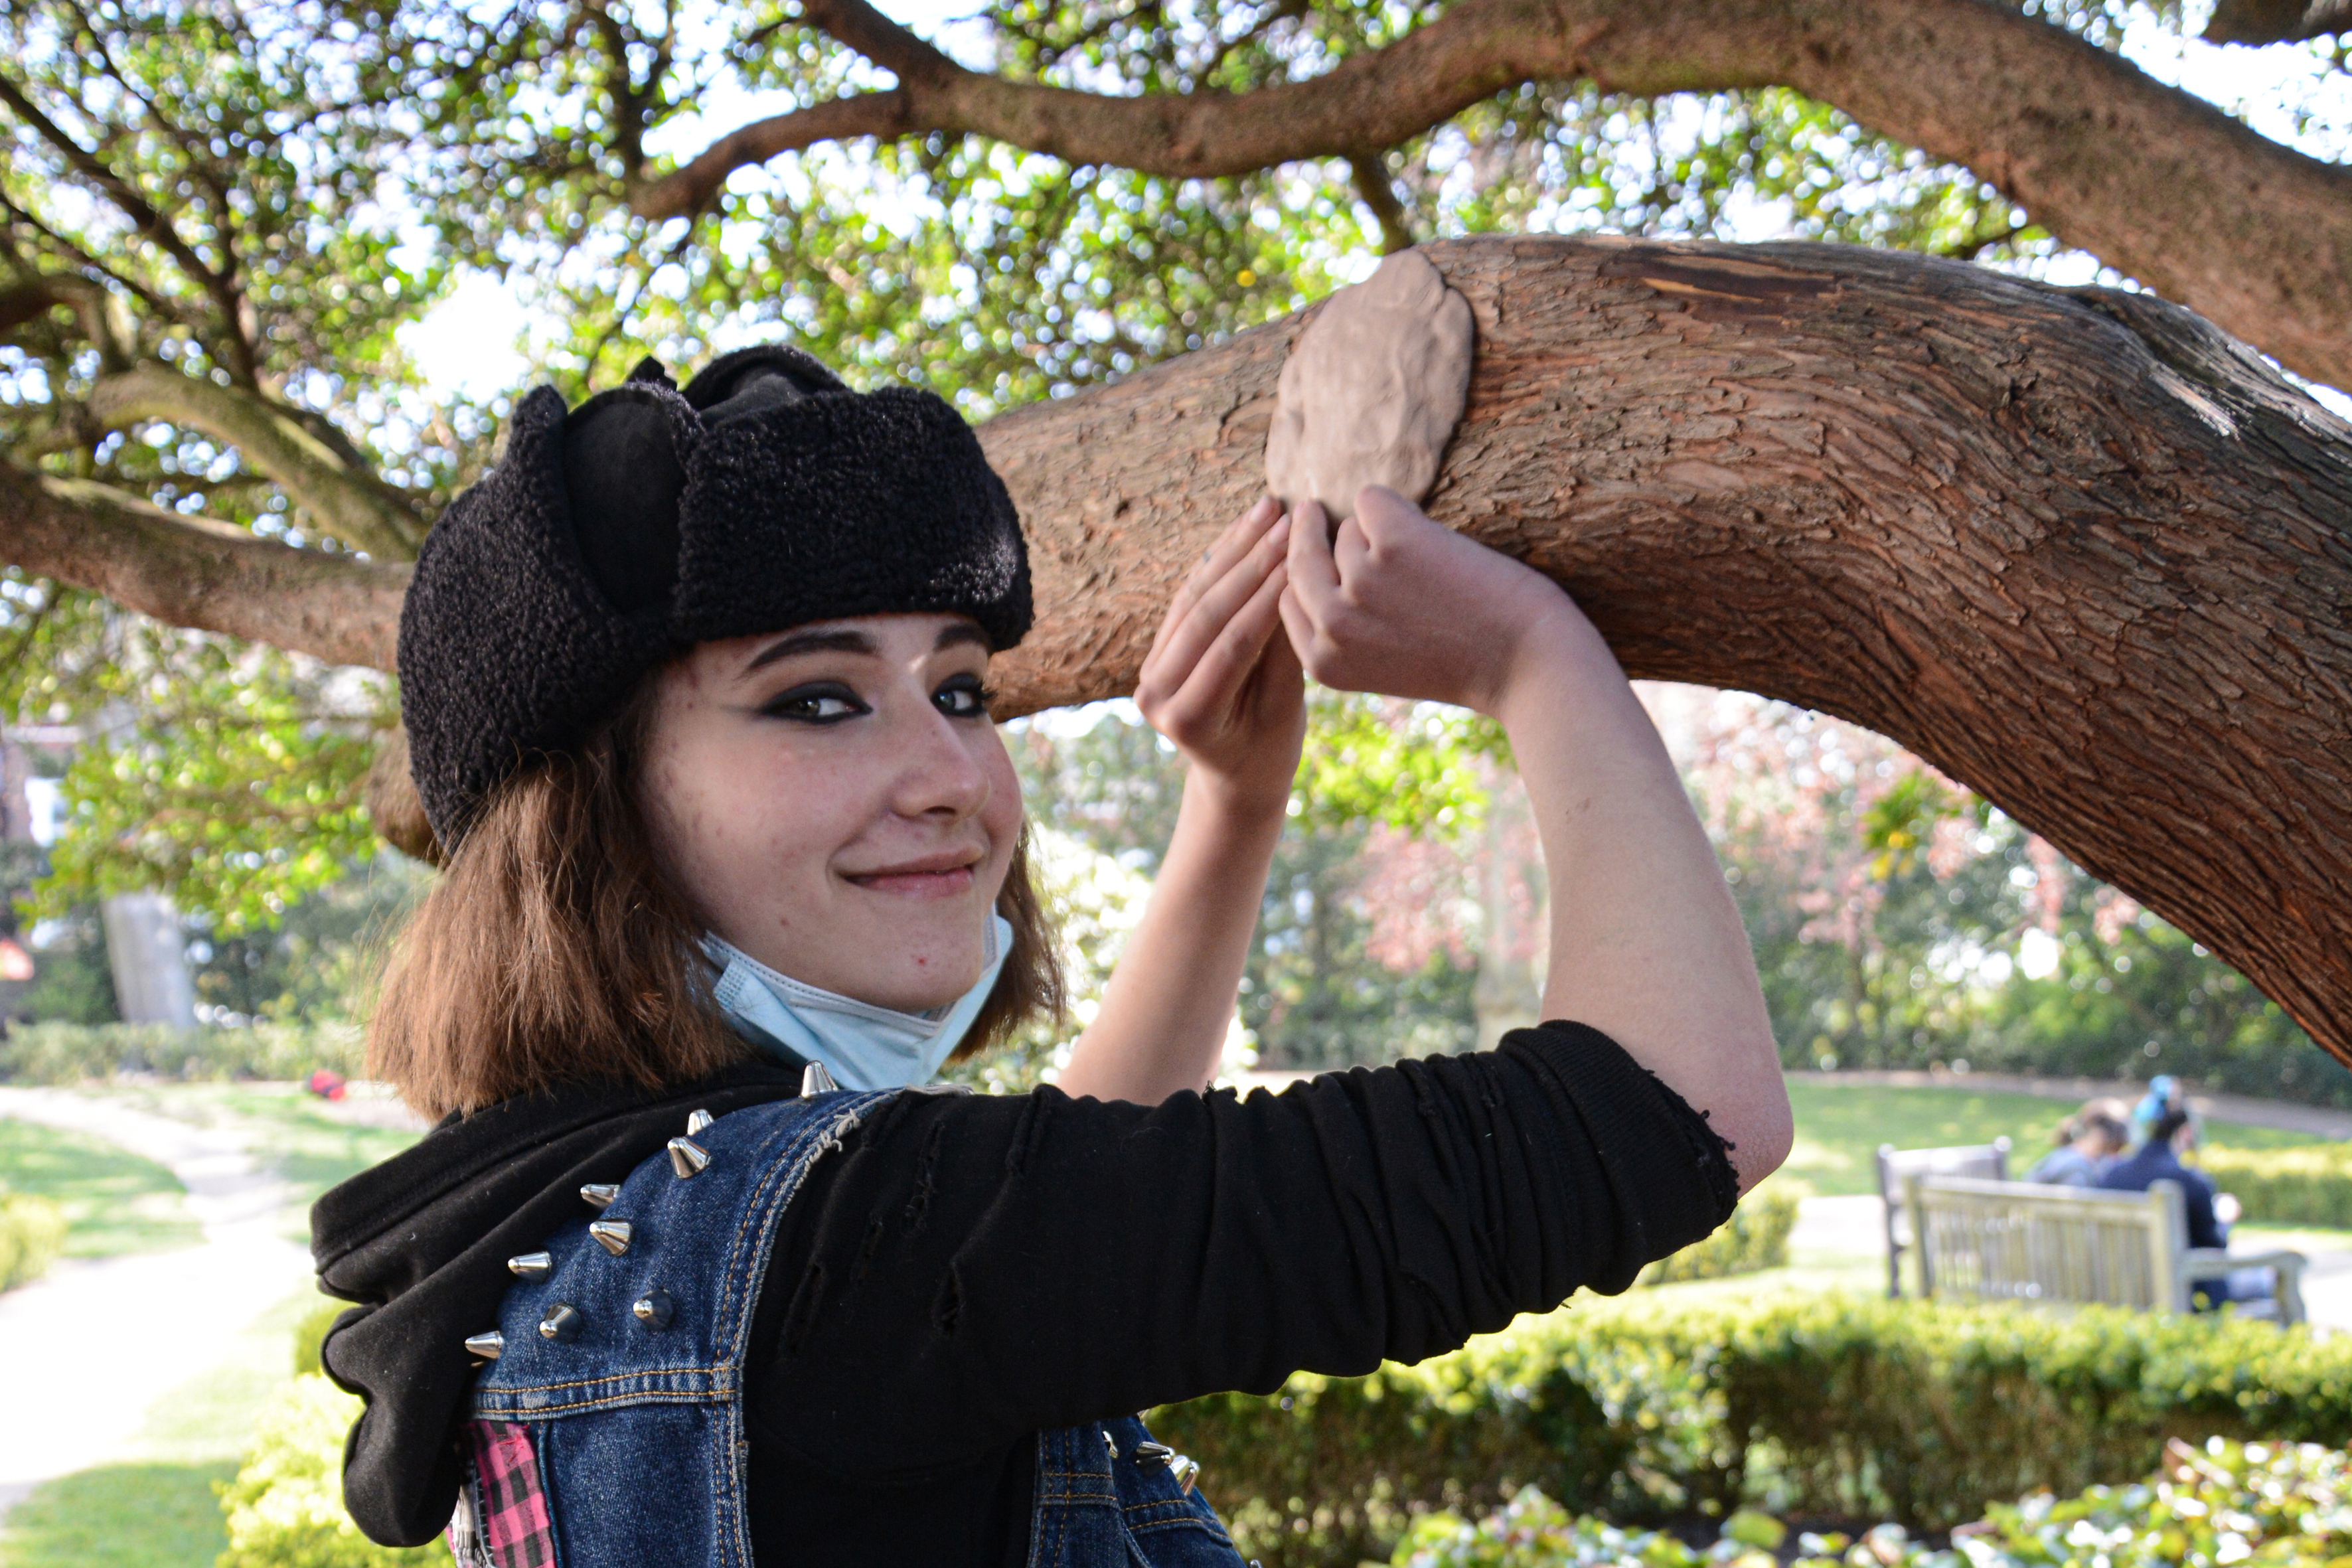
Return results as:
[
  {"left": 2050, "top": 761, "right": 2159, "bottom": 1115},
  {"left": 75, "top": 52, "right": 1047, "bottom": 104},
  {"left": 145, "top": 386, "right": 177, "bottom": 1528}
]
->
[
  {"left": 0, "top": 274, "right": 132, "bottom": 364},
  {"left": 969, "top": 236, "right": 2352, "bottom": 1069},
  {"left": 1348, "top": 153, "right": 1415, "bottom": 254},
  {"left": 0, "top": 463, "right": 407, "bottom": 668},
  {"left": 0, "top": 69, "right": 260, "bottom": 384},
  {"left": 2202, "top": 0, "right": 2352, "bottom": 42},
  {"left": 85, "top": 364, "right": 426, "bottom": 558},
  {"left": 638, "top": 0, "right": 2352, "bottom": 390}
]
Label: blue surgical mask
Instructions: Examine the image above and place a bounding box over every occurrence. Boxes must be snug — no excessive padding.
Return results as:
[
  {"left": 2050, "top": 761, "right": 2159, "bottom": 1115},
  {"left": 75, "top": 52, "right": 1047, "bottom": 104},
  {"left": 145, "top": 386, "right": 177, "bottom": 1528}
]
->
[{"left": 702, "top": 915, "right": 1014, "bottom": 1091}]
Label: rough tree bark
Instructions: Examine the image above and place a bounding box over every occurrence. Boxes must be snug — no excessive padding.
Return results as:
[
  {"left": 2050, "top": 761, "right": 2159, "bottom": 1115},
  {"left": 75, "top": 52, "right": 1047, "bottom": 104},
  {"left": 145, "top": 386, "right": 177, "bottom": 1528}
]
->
[
  {"left": 0, "top": 461, "right": 408, "bottom": 668},
  {"left": 634, "top": 0, "right": 2352, "bottom": 392},
  {"left": 973, "top": 236, "right": 2352, "bottom": 1069},
  {"left": 4, "top": 236, "right": 2347, "bottom": 1068}
]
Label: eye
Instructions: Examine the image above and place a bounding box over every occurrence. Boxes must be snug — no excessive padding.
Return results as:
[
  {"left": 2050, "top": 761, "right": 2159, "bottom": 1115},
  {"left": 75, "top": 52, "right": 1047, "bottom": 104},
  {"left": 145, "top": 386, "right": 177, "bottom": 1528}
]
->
[
  {"left": 760, "top": 682, "right": 869, "bottom": 724},
  {"left": 933, "top": 674, "right": 992, "bottom": 719}
]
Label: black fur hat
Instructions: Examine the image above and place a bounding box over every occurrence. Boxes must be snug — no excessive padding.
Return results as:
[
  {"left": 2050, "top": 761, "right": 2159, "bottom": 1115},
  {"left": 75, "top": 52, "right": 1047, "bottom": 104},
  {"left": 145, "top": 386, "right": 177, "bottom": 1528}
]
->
[{"left": 396, "top": 346, "right": 1032, "bottom": 850}]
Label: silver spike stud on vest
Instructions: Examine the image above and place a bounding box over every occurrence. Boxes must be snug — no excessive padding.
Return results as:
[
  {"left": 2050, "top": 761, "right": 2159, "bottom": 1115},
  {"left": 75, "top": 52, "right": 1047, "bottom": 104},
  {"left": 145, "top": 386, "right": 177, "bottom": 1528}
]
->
[
  {"left": 686, "top": 1107, "right": 714, "bottom": 1136},
  {"left": 1169, "top": 1455, "right": 1201, "bottom": 1494},
  {"left": 632, "top": 1288, "right": 674, "bottom": 1330},
  {"left": 539, "top": 1303, "right": 584, "bottom": 1343},
  {"left": 589, "top": 1219, "right": 633, "bottom": 1256},
  {"left": 464, "top": 1329, "right": 505, "bottom": 1360},
  {"left": 580, "top": 1182, "right": 620, "bottom": 1210},
  {"left": 1103, "top": 1431, "right": 1119, "bottom": 1461},
  {"left": 800, "top": 1061, "right": 839, "bottom": 1097},
  {"left": 507, "top": 1251, "right": 552, "bottom": 1279},
  {"left": 1135, "top": 1442, "right": 1174, "bottom": 1468},
  {"left": 668, "top": 1136, "right": 710, "bottom": 1178}
]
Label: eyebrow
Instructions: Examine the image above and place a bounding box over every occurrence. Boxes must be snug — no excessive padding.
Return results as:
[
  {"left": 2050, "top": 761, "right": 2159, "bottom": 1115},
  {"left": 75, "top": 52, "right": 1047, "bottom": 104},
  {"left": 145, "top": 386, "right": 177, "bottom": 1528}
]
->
[
  {"left": 934, "top": 621, "right": 989, "bottom": 654},
  {"left": 741, "top": 620, "right": 989, "bottom": 676},
  {"left": 743, "top": 627, "right": 876, "bottom": 674}
]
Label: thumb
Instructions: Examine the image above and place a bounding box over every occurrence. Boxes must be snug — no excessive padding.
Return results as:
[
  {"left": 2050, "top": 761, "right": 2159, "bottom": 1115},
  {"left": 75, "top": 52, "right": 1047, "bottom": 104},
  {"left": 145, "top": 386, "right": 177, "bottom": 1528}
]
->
[{"left": 1352, "top": 484, "right": 1427, "bottom": 546}]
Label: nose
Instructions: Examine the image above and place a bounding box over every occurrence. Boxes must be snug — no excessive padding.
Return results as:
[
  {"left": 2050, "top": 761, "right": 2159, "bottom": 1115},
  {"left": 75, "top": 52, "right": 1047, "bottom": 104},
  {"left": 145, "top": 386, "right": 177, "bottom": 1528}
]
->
[{"left": 886, "top": 703, "right": 992, "bottom": 824}]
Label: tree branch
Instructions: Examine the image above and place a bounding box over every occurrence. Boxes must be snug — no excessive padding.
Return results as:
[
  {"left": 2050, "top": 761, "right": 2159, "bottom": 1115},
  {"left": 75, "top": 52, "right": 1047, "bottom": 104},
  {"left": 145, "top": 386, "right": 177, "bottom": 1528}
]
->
[
  {"left": 968, "top": 236, "right": 2352, "bottom": 1069},
  {"left": 0, "top": 274, "right": 132, "bottom": 364},
  {"left": 641, "top": 0, "right": 2352, "bottom": 390},
  {"left": 631, "top": 91, "right": 917, "bottom": 216},
  {"left": 85, "top": 364, "right": 426, "bottom": 558},
  {"left": 2203, "top": 0, "right": 2352, "bottom": 42},
  {"left": 0, "top": 69, "right": 260, "bottom": 385},
  {"left": 0, "top": 463, "right": 407, "bottom": 668},
  {"left": 1348, "top": 153, "right": 1416, "bottom": 254}
]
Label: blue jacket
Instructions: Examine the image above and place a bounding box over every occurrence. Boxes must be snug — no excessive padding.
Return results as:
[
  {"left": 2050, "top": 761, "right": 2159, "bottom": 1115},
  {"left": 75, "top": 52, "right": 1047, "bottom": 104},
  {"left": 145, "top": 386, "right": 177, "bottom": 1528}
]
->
[{"left": 2098, "top": 1142, "right": 2227, "bottom": 1250}]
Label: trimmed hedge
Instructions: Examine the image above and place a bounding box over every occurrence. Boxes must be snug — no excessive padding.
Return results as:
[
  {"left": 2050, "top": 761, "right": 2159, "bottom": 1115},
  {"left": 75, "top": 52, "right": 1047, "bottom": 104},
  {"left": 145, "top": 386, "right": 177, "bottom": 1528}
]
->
[
  {"left": 0, "top": 1187, "right": 66, "bottom": 1290},
  {"left": 2197, "top": 1143, "right": 2352, "bottom": 1229},
  {"left": 1639, "top": 1183, "right": 1802, "bottom": 1287},
  {"left": 1148, "top": 1294, "right": 2352, "bottom": 1567},
  {"left": 217, "top": 1374, "right": 441, "bottom": 1568},
  {"left": 1391, "top": 1436, "right": 2352, "bottom": 1567},
  {"left": 0, "top": 1019, "right": 364, "bottom": 1085}
]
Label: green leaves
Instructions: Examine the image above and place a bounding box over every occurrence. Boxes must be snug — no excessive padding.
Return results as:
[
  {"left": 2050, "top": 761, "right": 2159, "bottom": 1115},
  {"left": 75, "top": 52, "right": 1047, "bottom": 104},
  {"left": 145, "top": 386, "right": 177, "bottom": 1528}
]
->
[{"left": 15, "top": 610, "right": 386, "bottom": 935}]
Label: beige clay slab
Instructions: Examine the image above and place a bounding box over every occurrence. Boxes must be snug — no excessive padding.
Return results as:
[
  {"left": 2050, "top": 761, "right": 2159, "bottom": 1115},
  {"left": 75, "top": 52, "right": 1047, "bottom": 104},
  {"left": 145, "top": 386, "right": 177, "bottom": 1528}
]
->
[{"left": 1264, "top": 248, "right": 1476, "bottom": 521}]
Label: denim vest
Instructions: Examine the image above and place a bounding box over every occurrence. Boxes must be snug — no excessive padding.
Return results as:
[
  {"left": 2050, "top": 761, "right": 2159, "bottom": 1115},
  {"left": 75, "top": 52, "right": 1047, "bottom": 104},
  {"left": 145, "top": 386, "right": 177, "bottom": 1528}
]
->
[{"left": 445, "top": 1089, "right": 1247, "bottom": 1568}]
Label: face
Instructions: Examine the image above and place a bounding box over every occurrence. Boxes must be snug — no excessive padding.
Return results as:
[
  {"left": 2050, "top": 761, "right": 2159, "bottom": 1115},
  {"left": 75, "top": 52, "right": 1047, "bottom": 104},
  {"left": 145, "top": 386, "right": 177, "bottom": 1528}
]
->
[{"left": 639, "top": 612, "right": 1022, "bottom": 1013}]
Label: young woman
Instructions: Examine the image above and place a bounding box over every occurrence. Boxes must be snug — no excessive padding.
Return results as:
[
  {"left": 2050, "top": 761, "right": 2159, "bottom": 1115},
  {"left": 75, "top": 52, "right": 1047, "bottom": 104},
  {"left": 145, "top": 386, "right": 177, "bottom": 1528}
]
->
[{"left": 312, "top": 345, "right": 1791, "bottom": 1568}]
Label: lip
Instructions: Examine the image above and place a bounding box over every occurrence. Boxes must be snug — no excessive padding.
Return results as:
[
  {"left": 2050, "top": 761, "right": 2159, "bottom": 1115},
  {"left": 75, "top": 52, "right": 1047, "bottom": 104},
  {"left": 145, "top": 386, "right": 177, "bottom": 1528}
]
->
[{"left": 841, "top": 849, "right": 983, "bottom": 898}]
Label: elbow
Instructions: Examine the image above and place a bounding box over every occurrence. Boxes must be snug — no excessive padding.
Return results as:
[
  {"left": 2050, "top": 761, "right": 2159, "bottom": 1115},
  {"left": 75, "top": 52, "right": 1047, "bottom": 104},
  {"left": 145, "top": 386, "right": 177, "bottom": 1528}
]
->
[{"left": 1729, "top": 1053, "right": 1794, "bottom": 1194}]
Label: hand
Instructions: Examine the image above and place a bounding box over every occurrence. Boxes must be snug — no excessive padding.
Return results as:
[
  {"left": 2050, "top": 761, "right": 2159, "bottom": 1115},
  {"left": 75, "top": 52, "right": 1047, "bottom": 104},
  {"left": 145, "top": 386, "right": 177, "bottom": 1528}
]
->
[
  {"left": 1278, "top": 485, "right": 1578, "bottom": 718},
  {"left": 1134, "top": 496, "right": 1308, "bottom": 809}
]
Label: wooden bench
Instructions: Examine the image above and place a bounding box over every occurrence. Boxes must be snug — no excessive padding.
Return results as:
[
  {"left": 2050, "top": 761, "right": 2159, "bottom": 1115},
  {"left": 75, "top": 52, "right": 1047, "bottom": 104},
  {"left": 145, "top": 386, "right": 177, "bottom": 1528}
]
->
[
  {"left": 1877, "top": 1139, "right": 2010, "bottom": 1297},
  {"left": 1905, "top": 1173, "right": 2309, "bottom": 1324}
]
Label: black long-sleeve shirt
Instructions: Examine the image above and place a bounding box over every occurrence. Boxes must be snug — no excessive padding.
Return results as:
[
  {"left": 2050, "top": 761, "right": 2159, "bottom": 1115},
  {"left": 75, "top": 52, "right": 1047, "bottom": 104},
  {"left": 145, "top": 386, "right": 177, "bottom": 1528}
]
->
[
  {"left": 742, "top": 1022, "right": 1736, "bottom": 1564},
  {"left": 315, "top": 1022, "right": 1737, "bottom": 1562}
]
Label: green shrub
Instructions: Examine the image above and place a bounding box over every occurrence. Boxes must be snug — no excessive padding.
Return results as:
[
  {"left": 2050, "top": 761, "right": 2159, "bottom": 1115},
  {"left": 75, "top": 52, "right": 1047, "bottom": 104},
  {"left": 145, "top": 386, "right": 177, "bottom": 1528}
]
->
[
  {"left": 1150, "top": 1294, "right": 2352, "bottom": 1567},
  {"left": 1640, "top": 1182, "right": 1803, "bottom": 1287},
  {"left": 0, "top": 1020, "right": 364, "bottom": 1085},
  {"left": 216, "top": 1374, "right": 441, "bottom": 1568},
  {"left": 292, "top": 1297, "right": 349, "bottom": 1377},
  {"left": 2197, "top": 1143, "right": 2352, "bottom": 1229},
  {"left": 1390, "top": 1436, "right": 2352, "bottom": 1567},
  {"left": 0, "top": 1186, "right": 68, "bottom": 1289}
]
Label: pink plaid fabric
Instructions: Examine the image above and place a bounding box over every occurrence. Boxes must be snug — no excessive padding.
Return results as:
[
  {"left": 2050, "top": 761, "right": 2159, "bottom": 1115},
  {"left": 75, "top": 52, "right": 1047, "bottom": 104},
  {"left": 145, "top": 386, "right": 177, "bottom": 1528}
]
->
[{"left": 463, "top": 1421, "right": 556, "bottom": 1567}]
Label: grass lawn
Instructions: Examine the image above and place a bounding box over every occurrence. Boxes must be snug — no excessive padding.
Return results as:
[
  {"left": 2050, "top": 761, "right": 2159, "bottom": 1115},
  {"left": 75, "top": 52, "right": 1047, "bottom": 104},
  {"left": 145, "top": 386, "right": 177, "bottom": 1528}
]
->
[
  {"left": 0, "top": 1117, "right": 198, "bottom": 1259},
  {"left": 0, "top": 1285, "right": 324, "bottom": 1568},
  {"left": 1779, "top": 1079, "right": 2323, "bottom": 1196},
  {"left": 0, "top": 1464, "right": 238, "bottom": 1568},
  {"left": 61, "top": 1083, "right": 424, "bottom": 1242}
]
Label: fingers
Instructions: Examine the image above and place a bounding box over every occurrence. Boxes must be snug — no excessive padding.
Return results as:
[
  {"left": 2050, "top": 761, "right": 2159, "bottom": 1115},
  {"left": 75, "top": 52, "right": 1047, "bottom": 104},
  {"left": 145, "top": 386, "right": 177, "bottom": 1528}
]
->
[
  {"left": 1138, "top": 507, "right": 1291, "bottom": 713},
  {"left": 1283, "top": 497, "right": 1340, "bottom": 620},
  {"left": 1148, "top": 496, "right": 1281, "bottom": 663},
  {"left": 1146, "top": 564, "right": 1294, "bottom": 749}
]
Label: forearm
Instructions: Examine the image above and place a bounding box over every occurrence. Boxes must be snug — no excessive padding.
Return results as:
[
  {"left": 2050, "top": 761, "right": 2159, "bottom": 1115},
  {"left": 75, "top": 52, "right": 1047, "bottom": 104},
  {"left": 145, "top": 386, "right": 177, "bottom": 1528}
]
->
[
  {"left": 1492, "top": 604, "right": 1792, "bottom": 1188},
  {"left": 1054, "top": 770, "right": 1285, "bottom": 1103}
]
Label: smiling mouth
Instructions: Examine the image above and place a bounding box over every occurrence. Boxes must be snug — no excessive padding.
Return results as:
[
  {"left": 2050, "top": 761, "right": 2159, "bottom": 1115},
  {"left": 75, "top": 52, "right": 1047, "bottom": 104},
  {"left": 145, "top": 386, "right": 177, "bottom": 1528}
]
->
[{"left": 843, "top": 855, "right": 981, "bottom": 898}]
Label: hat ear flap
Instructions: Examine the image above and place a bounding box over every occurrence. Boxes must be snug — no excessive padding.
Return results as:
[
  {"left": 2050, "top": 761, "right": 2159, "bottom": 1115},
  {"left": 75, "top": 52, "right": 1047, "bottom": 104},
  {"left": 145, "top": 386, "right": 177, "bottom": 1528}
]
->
[{"left": 562, "top": 384, "right": 702, "bottom": 617}]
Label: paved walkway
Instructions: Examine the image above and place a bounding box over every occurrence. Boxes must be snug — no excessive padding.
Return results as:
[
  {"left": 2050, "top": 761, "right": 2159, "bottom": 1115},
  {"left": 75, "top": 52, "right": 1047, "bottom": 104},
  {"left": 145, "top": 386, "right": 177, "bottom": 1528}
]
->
[{"left": 0, "top": 1087, "right": 311, "bottom": 1521}]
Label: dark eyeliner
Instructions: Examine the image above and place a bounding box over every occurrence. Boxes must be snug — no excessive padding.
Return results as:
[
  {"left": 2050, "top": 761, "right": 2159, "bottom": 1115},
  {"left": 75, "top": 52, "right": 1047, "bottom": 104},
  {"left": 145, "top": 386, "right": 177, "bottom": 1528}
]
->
[{"left": 759, "top": 681, "right": 869, "bottom": 723}]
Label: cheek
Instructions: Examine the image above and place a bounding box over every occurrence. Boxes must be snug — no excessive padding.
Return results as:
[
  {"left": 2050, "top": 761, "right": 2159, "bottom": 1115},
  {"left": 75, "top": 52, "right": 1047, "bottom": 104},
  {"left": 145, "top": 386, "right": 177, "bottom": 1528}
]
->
[{"left": 980, "top": 740, "right": 1024, "bottom": 874}]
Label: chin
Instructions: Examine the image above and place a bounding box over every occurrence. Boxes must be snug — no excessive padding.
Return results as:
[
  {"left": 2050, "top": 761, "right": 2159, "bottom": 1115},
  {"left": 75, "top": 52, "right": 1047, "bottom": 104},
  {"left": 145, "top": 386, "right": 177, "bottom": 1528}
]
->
[{"left": 863, "top": 961, "right": 986, "bottom": 1014}]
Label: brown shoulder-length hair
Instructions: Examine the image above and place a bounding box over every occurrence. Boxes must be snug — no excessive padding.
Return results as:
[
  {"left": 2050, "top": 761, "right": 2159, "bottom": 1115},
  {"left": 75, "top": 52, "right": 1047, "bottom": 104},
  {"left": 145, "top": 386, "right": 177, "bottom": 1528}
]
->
[{"left": 368, "top": 677, "right": 1063, "bottom": 1121}]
